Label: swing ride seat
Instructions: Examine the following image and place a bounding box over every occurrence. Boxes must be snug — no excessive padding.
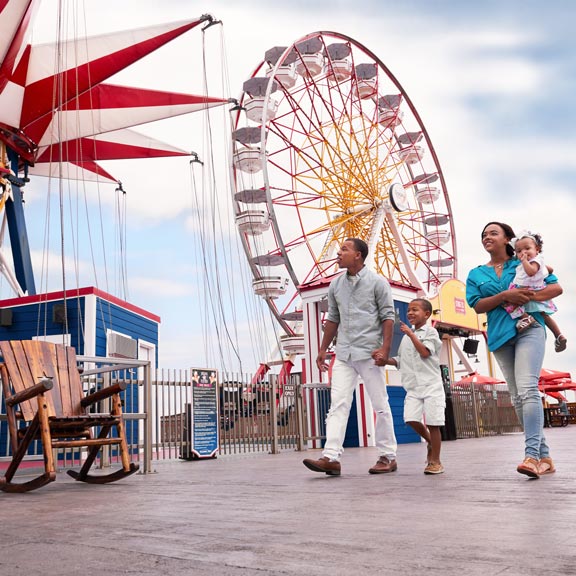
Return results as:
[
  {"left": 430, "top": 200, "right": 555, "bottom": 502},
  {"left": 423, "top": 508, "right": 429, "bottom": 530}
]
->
[{"left": 0, "top": 340, "right": 138, "bottom": 493}]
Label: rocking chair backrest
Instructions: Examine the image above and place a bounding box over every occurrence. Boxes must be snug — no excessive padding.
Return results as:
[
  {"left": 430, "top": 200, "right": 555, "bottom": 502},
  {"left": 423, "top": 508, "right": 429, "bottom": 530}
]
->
[{"left": 0, "top": 340, "right": 85, "bottom": 421}]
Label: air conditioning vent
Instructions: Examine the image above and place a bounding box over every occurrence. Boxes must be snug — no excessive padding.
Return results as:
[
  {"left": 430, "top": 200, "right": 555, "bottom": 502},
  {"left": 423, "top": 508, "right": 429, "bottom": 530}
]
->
[{"left": 108, "top": 332, "right": 137, "bottom": 359}]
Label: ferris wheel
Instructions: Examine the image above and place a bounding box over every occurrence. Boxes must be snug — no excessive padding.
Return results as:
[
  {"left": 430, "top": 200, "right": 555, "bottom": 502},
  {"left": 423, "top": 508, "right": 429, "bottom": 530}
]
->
[{"left": 230, "top": 32, "right": 456, "bottom": 351}]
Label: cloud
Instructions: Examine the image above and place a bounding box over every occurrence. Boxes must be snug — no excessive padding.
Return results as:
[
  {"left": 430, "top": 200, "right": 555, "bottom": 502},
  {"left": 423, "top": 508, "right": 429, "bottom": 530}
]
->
[{"left": 130, "top": 276, "right": 195, "bottom": 299}]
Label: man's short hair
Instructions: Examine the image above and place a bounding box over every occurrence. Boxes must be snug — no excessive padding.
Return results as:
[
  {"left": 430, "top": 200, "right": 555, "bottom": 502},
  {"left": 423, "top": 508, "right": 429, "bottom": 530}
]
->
[{"left": 346, "top": 237, "right": 369, "bottom": 261}]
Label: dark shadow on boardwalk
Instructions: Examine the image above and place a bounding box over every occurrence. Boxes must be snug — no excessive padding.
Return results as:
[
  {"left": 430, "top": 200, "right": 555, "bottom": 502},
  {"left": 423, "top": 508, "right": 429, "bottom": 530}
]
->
[{"left": 1, "top": 428, "right": 575, "bottom": 575}]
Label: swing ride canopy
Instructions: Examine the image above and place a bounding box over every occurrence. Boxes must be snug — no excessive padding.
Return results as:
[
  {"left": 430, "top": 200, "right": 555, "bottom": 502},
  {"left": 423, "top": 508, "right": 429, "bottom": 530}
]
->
[
  {"left": 0, "top": 0, "right": 229, "bottom": 183},
  {"left": 0, "top": 0, "right": 230, "bottom": 298}
]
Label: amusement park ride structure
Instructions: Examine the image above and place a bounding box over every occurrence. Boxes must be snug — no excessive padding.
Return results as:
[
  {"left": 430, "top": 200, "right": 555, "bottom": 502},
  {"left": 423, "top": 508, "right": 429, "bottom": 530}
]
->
[
  {"left": 0, "top": 2, "right": 229, "bottom": 301},
  {"left": 230, "top": 31, "right": 488, "bottom": 386},
  {"left": 0, "top": 1, "right": 238, "bottom": 365},
  {"left": 0, "top": 2, "right": 489, "bottom": 387}
]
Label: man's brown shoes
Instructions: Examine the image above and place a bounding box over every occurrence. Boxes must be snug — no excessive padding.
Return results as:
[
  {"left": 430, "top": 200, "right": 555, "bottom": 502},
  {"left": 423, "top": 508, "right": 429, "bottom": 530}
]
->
[
  {"left": 369, "top": 455, "right": 398, "bottom": 474},
  {"left": 303, "top": 455, "right": 398, "bottom": 475},
  {"left": 302, "top": 456, "right": 341, "bottom": 476}
]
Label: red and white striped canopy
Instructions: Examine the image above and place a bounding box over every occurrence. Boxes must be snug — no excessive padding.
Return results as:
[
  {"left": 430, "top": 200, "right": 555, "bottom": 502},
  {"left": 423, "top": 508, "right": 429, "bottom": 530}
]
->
[{"left": 0, "top": 0, "right": 228, "bottom": 182}]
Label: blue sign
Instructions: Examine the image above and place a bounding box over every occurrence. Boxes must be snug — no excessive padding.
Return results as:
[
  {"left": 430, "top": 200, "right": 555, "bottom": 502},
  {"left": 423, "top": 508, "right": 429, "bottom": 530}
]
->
[{"left": 190, "top": 368, "right": 219, "bottom": 458}]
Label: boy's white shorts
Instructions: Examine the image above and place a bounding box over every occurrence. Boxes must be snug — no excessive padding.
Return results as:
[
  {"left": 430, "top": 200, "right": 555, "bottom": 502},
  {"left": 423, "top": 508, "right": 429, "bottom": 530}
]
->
[{"left": 404, "top": 389, "right": 446, "bottom": 426}]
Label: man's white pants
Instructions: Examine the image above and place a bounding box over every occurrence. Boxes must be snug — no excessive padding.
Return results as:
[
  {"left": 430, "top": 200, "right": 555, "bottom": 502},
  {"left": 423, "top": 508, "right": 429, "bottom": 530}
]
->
[{"left": 322, "top": 357, "right": 397, "bottom": 461}]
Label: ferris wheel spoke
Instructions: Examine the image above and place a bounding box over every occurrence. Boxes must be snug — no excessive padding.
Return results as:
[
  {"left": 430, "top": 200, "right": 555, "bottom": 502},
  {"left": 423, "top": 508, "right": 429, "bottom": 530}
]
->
[
  {"left": 275, "top": 71, "right": 390, "bottom": 194},
  {"left": 268, "top": 119, "right": 374, "bottom": 196},
  {"left": 266, "top": 150, "right": 375, "bottom": 211}
]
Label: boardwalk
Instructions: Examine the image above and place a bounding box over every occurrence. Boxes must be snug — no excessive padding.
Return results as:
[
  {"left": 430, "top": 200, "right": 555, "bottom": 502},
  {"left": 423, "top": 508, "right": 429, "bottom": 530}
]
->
[{"left": 1, "top": 427, "right": 575, "bottom": 575}]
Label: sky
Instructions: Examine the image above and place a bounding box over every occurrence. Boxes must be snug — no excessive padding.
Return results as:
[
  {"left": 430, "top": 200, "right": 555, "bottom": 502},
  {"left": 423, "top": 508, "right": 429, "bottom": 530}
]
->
[{"left": 11, "top": 0, "right": 576, "bottom": 379}]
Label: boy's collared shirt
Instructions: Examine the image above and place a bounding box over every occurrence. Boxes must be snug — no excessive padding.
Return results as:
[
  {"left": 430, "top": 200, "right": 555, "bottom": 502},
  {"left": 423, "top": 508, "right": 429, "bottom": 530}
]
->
[{"left": 393, "top": 324, "right": 443, "bottom": 392}]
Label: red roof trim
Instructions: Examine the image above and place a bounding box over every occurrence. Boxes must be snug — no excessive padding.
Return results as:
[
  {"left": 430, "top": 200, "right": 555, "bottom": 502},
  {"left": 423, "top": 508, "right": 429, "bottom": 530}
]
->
[
  {"left": 0, "top": 286, "right": 161, "bottom": 323},
  {"left": 71, "top": 159, "right": 117, "bottom": 182},
  {"left": 298, "top": 273, "right": 421, "bottom": 293}
]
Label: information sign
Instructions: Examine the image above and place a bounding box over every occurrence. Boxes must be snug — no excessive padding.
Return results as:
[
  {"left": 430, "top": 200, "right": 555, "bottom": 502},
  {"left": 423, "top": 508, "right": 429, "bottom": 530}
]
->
[{"left": 190, "top": 368, "right": 219, "bottom": 458}]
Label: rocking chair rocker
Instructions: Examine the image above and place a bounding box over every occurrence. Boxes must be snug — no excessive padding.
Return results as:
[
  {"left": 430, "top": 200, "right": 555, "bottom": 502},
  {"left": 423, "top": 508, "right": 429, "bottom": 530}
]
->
[{"left": 0, "top": 340, "right": 139, "bottom": 492}]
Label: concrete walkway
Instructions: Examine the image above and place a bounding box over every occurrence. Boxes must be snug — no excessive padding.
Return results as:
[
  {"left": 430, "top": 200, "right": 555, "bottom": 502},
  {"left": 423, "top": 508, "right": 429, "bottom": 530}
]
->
[{"left": 1, "top": 428, "right": 575, "bottom": 576}]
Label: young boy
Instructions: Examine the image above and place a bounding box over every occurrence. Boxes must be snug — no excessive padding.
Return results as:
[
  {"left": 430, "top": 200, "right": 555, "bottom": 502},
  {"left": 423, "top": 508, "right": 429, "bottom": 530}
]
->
[{"left": 384, "top": 298, "right": 446, "bottom": 474}]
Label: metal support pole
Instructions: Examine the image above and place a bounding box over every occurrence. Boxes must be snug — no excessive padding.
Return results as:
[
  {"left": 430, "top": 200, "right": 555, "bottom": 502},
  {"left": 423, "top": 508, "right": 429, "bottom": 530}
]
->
[
  {"left": 143, "top": 361, "right": 153, "bottom": 473},
  {"left": 295, "top": 384, "right": 306, "bottom": 451},
  {"left": 471, "top": 383, "right": 481, "bottom": 438},
  {"left": 270, "top": 376, "right": 278, "bottom": 454},
  {"left": 100, "top": 373, "right": 111, "bottom": 468},
  {"left": 5, "top": 148, "right": 36, "bottom": 294}
]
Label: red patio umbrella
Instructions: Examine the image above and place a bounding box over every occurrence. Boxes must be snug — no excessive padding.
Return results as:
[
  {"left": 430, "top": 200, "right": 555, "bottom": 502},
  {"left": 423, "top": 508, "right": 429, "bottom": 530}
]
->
[
  {"left": 539, "top": 381, "right": 576, "bottom": 394},
  {"left": 545, "top": 391, "right": 567, "bottom": 402},
  {"left": 539, "top": 368, "right": 572, "bottom": 383},
  {"left": 538, "top": 368, "right": 575, "bottom": 396}
]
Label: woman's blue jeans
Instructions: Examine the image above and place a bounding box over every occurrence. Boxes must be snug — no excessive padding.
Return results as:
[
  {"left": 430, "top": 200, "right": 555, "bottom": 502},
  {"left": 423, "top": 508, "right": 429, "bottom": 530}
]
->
[{"left": 493, "top": 323, "right": 549, "bottom": 460}]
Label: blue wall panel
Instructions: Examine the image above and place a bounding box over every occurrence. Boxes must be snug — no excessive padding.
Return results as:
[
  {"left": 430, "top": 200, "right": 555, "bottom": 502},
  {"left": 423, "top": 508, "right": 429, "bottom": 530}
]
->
[
  {"left": 0, "top": 291, "right": 159, "bottom": 459},
  {"left": 0, "top": 299, "right": 85, "bottom": 350},
  {"left": 341, "top": 386, "right": 419, "bottom": 447}
]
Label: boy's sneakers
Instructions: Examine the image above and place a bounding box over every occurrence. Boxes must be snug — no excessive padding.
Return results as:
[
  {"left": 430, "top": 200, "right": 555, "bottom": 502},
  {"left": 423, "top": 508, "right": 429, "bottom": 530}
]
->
[{"left": 424, "top": 462, "right": 444, "bottom": 475}]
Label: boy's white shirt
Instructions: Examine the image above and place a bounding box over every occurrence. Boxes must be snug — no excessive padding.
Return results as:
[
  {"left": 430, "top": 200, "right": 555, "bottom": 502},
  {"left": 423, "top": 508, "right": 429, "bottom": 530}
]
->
[{"left": 392, "top": 323, "right": 444, "bottom": 393}]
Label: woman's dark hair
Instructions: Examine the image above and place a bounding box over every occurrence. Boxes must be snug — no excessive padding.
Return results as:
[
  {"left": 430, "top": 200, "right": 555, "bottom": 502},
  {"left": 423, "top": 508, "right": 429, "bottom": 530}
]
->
[
  {"left": 481, "top": 221, "right": 515, "bottom": 258},
  {"left": 346, "top": 237, "right": 369, "bottom": 261}
]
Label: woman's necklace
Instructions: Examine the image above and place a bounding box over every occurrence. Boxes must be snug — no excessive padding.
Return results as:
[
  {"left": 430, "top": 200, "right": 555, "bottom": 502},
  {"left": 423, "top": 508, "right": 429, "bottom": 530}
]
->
[{"left": 488, "top": 259, "right": 508, "bottom": 273}]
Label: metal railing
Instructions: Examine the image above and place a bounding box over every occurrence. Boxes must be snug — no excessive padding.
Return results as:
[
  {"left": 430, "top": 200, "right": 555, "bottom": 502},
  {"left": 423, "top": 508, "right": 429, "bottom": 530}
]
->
[
  {"left": 450, "top": 384, "right": 523, "bottom": 438},
  {"left": 1, "top": 360, "right": 532, "bottom": 472},
  {"left": 0, "top": 364, "right": 306, "bottom": 472},
  {"left": 301, "top": 382, "right": 331, "bottom": 448},
  {"left": 153, "top": 371, "right": 305, "bottom": 460}
]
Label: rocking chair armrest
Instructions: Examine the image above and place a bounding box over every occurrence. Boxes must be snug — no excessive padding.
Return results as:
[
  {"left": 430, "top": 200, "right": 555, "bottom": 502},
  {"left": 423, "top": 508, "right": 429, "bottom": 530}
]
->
[
  {"left": 5, "top": 378, "right": 54, "bottom": 407},
  {"left": 81, "top": 381, "right": 128, "bottom": 407}
]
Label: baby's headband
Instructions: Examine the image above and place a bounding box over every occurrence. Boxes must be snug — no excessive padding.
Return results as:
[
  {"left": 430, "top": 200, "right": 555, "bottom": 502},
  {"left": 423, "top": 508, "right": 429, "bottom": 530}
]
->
[{"left": 509, "top": 230, "right": 542, "bottom": 249}]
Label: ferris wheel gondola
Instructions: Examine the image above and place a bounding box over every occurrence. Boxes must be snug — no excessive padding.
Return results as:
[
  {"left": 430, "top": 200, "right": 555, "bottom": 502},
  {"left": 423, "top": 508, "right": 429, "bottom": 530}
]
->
[{"left": 230, "top": 32, "right": 456, "bottom": 355}]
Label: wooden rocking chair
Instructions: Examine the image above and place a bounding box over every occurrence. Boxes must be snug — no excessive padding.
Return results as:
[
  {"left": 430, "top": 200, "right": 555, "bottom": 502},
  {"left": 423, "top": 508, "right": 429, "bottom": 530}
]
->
[{"left": 0, "top": 340, "right": 139, "bottom": 492}]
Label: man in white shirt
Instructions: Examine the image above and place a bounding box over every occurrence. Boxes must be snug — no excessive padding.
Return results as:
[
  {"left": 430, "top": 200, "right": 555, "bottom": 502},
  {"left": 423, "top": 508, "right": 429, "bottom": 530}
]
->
[{"left": 303, "top": 238, "right": 398, "bottom": 476}]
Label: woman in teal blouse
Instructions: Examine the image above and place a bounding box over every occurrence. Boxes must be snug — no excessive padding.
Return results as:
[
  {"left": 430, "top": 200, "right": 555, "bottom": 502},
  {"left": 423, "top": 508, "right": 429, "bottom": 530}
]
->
[{"left": 466, "top": 222, "right": 563, "bottom": 478}]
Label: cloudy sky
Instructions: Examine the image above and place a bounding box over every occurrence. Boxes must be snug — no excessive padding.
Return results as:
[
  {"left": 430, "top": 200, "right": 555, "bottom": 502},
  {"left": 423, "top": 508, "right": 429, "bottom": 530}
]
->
[{"left": 18, "top": 0, "right": 576, "bottom": 377}]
